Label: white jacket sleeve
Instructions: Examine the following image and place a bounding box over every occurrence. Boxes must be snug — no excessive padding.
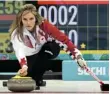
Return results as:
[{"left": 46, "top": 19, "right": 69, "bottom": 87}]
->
[{"left": 11, "top": 33, "right": 27, "bottom": 68}]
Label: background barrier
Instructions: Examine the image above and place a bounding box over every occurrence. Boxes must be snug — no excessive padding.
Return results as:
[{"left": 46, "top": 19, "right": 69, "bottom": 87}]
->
[{"left": 62, "top": 60, "right": 109, "bottom": 81}]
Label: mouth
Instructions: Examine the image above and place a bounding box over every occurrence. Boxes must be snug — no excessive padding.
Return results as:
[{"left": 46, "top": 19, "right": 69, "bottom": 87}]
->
[{"left": 27, "top": 26, "right": 31, "bottom": 28}]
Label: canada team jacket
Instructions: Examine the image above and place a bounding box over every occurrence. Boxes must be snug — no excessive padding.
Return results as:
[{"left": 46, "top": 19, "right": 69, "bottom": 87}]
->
[{"left": 11, "top": 19, "right": 81, "bottom": 67}]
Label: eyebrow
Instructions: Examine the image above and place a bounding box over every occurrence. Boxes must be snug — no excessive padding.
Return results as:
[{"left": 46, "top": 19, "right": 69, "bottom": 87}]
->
[
  {"left": 23, "top": 18, "right": 27, "bottom": 20},
  {"left": 23, "top": 17, "right": 34, "bottom": 19},
  {"left": 30, "top": 17, "right": 34, "bottom": 19}
]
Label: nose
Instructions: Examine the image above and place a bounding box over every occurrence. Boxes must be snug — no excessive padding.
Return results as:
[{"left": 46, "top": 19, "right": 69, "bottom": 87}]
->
[{"left": 27, "top": 20, "right": 30, "bottom": 25}]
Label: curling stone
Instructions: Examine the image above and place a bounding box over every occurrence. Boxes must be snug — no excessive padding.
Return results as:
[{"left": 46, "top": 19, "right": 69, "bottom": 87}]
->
[{"left": 7, "top": 75, "right": 36, "bottom": 92}]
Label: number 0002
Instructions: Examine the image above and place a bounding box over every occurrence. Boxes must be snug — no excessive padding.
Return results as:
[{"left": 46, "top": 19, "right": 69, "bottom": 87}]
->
[{"left": 38, "top": 5, "right": 78, "bottom": 25}]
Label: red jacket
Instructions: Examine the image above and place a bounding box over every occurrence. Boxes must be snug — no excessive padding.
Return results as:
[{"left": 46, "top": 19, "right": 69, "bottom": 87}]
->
[{"left": 40, "top": 19, "right": 77, "bottom": 57}]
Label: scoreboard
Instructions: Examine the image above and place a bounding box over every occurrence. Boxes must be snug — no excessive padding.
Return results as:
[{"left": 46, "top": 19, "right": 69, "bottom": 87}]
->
[
  {"left": 37, "top": 1, "right": 109, "bottom": 50},
  {"left": 0, "top": 1, "right": 109, "bottom": 57}
]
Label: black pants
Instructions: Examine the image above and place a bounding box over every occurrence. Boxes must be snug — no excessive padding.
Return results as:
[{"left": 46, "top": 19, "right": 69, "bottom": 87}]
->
[{"left": 26, "top": 41, "right": 60, "bottom": 84}]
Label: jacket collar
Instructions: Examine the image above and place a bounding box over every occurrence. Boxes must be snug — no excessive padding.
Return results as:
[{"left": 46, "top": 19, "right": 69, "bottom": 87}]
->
[{"left": 23, "top": 26, "right": 37, "bottom": 47}]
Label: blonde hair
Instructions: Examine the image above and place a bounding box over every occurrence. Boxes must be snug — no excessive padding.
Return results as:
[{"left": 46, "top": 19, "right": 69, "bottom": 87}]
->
[{"left": 9, "top": 4, "right": 44, "bottom": 41}]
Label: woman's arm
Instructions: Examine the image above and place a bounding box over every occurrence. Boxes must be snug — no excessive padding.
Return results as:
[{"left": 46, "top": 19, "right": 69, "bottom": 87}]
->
[
  {"left": 40, "top": 20, "right": 87, "bottom": 68},
  {"left": 11, "top": 32, "right": 27, "bottom": 68},
  {"left": 40, "top": 20, "right": 81, "bottom": 59}
]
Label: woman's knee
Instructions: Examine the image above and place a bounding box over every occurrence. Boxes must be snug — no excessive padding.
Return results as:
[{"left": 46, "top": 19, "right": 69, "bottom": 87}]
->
[{"left": 42, "top": 41, "right": 60, "bottom": 59}]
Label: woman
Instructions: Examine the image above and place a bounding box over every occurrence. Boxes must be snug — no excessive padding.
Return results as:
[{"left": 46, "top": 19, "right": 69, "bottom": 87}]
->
[{"left": 10, "top": 4, "right": 87, "bottom": 89}]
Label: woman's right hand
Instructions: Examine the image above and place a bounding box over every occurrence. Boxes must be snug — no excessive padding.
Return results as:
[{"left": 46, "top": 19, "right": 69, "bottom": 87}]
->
[{"left": 18, "top": 65, "right": 28, "bottom": 77}]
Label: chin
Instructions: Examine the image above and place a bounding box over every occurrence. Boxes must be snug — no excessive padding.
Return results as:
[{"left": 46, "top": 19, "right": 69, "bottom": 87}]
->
[{"left": 27, "top": 28, "right": 33, "bottom": 31}]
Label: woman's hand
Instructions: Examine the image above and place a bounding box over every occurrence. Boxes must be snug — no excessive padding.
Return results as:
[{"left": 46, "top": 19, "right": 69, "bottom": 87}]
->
[
  {"left": 18, "top": 65, "right": 28, "bottom": 77},
  {"left": 77, "top": 55, "right": 87, "bottom": 69}
]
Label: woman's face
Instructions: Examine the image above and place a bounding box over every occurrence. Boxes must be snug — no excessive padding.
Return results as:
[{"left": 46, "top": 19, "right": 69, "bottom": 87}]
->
[{"left": 22, "top": 12, "right": 36, "bottom": 31}]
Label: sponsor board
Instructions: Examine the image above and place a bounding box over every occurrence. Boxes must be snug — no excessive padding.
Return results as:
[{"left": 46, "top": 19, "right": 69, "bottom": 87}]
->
[{"left": 62, "top": 60, "right": 109, "bottom": 81}]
